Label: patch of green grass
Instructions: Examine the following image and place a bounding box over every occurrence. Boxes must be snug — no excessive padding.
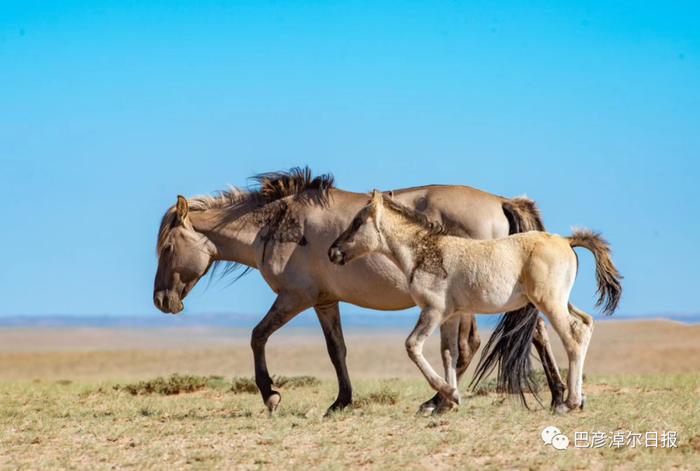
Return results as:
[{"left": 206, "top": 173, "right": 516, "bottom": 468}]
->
[
  {"left": 113, "top": 374, "right": 323, "bottom": 396},
  {"left": 113, "top": 374, "right": 229, "bottom": 396},
  {"left": 229, "top": 376, "right": 259, "bottom": 394},
  {"left": 353, "top": 387, "right": 400, "bottom": 408},
  {"left": 272, "top": 375, "right": 321, "bottom": 389}
]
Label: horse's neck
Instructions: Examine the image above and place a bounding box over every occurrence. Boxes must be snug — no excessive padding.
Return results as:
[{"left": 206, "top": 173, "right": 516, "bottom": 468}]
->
[{"left": 190, "top": 206, "right": 261, "bottom": 269}]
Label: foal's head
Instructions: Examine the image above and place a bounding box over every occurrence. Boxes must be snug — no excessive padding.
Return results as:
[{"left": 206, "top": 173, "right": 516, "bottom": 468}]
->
[
  {"left": 153, "top": 196, "right": 217, "bottom": 314},
  {"left": 328, "top": 190, "right": 385, "bottom": 265}
]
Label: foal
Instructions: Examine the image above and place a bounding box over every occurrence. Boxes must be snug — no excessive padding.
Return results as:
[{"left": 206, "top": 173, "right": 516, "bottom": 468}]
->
[{"left": 329, "top": 191, "right": 622, "bottom": 413}]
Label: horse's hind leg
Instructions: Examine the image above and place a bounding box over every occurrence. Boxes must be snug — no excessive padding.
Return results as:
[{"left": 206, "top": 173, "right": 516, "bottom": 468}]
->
[
  {"left": 418, "top": 312, "right": 477, "bottom": 414},
  {"left": 406, "top": 308, "right": 460, "bottom": 405},
  {"left": 535, "top": 300, "right": 593, "bottom": 414},
  {"left": 532, "top": 317, "right": 567, "bottom": 410},
  {"left": 457, "top": 314, "right": 481, "bottom": 380}
]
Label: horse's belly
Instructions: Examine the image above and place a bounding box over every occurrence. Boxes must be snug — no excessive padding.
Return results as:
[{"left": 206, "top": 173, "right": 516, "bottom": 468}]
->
[{"left": 326, "top": 255, "right": 416, "bottom": 311}]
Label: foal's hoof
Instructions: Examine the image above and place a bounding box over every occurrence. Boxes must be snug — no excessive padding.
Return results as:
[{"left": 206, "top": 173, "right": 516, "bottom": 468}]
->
[
  {"left": 417, "top": 394, "right": 440, "bottom": 415},
  {"left": 444, "top": 387, "right": 461, "bottom": 406},
  {"left": 432, "top": 399, "right": 458, "bottom": 416},
  {"left": 554, "top": 403, "right": 571, "bottom": 415},
  {"left": 265, "top": 392, "right": 281, "bottom": 415}
]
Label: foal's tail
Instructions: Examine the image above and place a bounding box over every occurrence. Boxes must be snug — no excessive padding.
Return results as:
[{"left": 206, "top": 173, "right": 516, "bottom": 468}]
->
[
  {"left": 568, "top": 228, "right": 623, "bottom": 315},
  {"left": 471, "top": 196, "right": 546, "bottom": 408}
]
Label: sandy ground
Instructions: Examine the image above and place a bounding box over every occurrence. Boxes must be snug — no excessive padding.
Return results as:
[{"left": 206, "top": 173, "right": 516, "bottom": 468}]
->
[{"left": 0, "top": 319, "right": 698, "bottom": 380}]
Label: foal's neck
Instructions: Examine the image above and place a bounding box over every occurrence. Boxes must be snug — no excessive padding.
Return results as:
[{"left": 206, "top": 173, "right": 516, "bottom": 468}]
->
[{"left": 379, "top": 211, "right": 430, "bottom": 277}]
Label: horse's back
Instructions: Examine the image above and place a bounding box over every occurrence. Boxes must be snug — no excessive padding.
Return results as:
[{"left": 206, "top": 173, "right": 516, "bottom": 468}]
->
[{"left": 390, "top": 185, "right": 510, "bottom": 239}]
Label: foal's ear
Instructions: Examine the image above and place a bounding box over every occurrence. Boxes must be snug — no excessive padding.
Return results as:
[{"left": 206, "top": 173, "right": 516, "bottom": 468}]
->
[
  {"left": 370, "top": 189, "right": 382, "bottom": 203},
  {"left": 176, "top": 195, "right": 189, "bottom": 221}
]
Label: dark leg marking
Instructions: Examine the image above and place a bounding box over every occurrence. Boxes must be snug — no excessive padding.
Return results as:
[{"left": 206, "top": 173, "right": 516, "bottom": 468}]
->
[
  {"left": 315, "top": 302, "right": 353, "bottom": 415},
  {"left": 251, "top": 293, "right": 310, "bottom": 412},
  {"left": 533, "top": 318, "right": 567, "bottom": 409}
]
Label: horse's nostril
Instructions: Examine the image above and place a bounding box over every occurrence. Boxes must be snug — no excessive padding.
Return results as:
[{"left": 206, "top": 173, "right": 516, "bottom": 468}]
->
[
  {"left": 154, "top": 292, "right": 164, "bottom": 310},
  {"left": 328, "top": 246, "right": 345, "bottom": 265}
]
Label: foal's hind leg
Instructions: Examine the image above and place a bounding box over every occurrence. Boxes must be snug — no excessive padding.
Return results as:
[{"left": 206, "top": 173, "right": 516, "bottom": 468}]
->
[
  {"left": 419, "top": 313, "right": 477, "bottom": 414},
  {"left": 568, "top": 304, "right": 594, "bottom": 409},
  {"left": 406, "top": 308, "right": 460, "bottom": 405}
]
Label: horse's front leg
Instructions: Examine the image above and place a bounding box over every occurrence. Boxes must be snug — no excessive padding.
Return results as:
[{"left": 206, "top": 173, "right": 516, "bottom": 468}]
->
[
  {"left": 251, "top": 292, "right": 312, "bottom": 414},
  {"left": 315, "top": 301, "right": 353, "bottom": 416},
  {"left": 406, "top": 307, "right": 460, "bottom": 406}
]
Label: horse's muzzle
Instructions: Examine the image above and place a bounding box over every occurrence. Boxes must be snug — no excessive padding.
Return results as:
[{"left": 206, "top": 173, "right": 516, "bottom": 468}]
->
[
  {"left": 328, "top": 245, "right": 345, "bottom": 265},
  {"left": 153, "top": 290, "right": 184, "bottom": 314}
]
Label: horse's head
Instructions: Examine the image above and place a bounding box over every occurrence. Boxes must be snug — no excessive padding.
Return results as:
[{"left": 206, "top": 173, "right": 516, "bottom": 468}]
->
[
  {"left": 329, "top": 189, "right": 385, "bottom": 265},
  {"left": 153, "top": 196, "right": 216, "bottom": 314}
]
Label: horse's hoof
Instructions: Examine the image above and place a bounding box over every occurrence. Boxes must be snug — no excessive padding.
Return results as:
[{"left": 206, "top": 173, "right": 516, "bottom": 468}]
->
[
  {"left": 265, "top": 392, "right": 281, "bottom": 415},
  {"left": 554, "top": 403, "right": 571, "bottom": 415},
  {"left": 324, "top": 399, "right": 352, "bottom": 417}
]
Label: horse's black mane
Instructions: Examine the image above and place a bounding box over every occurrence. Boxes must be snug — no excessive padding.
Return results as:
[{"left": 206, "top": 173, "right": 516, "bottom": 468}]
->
[
  {"left": 252, "top": 166, "right": 335, "bottom": 205},
  {"left": 157, "top": 166, "right": 335, "bottom": 282}
]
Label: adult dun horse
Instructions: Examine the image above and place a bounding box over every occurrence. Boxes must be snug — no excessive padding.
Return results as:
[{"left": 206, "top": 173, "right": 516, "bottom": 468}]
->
[
  {"left": 329, "top": 191, "right": 622, "bottom": 413},
  {"left": 153, "top": 168, "right": 565, "bottom": 414}
]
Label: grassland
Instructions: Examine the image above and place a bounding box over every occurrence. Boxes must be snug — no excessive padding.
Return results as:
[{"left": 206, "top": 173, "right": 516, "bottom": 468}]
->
[
  {"left": 1, "top": 373, "right": 699, "bottom": 470},
  {"left": 0, "top": 320, "right": 699, "bottom": 470}
]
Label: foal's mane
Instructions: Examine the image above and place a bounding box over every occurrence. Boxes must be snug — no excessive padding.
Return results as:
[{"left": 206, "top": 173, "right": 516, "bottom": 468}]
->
[
  {"left": 157, "top": 166, "right": 335, "bottom": 257},
  {"left": 381, "top": 194, "right": 447, "bottom": 236}
]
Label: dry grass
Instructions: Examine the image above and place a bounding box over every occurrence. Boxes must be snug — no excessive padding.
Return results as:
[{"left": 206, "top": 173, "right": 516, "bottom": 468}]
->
[
  {"left": 1, "top": 321, "right": 699, "bottom": 469},
  {"left": 1, "top": 374, "right": 699, "bottom": 470}
]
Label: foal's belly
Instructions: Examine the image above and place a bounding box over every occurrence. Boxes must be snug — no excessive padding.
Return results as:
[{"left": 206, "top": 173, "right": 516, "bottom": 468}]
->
[{"left": 451, "top": 274, "right": 527, "bottom": 314}]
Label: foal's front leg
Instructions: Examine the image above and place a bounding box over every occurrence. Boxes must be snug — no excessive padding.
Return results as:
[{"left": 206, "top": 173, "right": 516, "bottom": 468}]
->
[
  {"left": 406, "top": 307, "right": 460, "bottom": 405},
  {"left": 419, "top": 313, "right": 479, "bottom": 413},
  {"left": 435, "top": 315, "right": 462, "bottom": 414}
]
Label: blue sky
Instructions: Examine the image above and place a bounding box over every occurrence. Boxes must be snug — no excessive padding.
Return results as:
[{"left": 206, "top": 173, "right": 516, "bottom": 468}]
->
[{"left": 1, "top": 1, "right": 698, "bottom": 319}]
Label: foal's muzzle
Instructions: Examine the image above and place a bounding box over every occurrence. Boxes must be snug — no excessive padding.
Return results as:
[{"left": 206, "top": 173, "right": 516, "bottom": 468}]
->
[{"left": 328, "top": 245, "right": 345, "bottom": 265}]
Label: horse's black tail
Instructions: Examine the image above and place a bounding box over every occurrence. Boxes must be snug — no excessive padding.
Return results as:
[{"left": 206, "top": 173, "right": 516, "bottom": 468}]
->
[
  {"left": 470, "top": 196, "right": 546, "bottom": 408},
  {"left": 470, "top": 306, "right": 541, "bottom": 407}
]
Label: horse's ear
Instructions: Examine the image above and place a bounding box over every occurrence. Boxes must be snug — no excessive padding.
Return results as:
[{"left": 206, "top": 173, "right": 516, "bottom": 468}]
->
[{"left": 176, "top": 195, "right": 189, "bottom": 221}]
